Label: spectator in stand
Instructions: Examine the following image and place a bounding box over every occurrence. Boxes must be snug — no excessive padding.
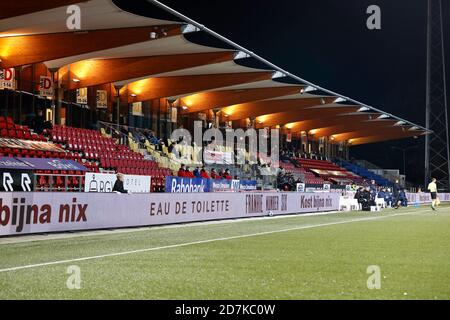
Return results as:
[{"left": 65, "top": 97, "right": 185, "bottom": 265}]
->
[
  {"left": 211, "top": 168, "right": 219, "bottom": 180},
  {"left": 185, "top": 167, "right": 195, "bottom": 178},
  {"left": 377, "top": 188, "right": 386, "bottom": 200},
  {"left": 200, "top": 168, "right": 210, "bottom": 179},
  {"left": 178, "top": 164, "right": 186, "bottom": 177},
  {"left": 223, "top": 169, "right": 232, "bottom": 180},
  {"left": 193, "top": 166, "right": 201, "bottom": 178},
  {"left": 385, "top": 188, "right": 393, "bottom": 207},
  {"left": 147, "top": 130, "right": 160, "bottom": 145},
  {"left": 31, "top": 109, "right": 51, "bottom": 134},
  {"left": 113, "top": 173, "right": 129, "bottom": 194},
  {"left": 218, "top": 169, "right": 225, "bottom": 179},
  {"left": 168, "top": 142, "right": 177, "bottom": 154}
]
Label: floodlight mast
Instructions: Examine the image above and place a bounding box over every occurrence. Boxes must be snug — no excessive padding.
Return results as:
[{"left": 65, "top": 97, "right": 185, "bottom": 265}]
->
[{"left": 425, "top": 0, "right": 450, "bottom": 191}]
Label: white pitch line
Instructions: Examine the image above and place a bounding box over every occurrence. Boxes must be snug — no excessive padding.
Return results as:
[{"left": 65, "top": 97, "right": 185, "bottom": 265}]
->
[{"left": 0, "top": 209, "right": 430, "bottom": 273}]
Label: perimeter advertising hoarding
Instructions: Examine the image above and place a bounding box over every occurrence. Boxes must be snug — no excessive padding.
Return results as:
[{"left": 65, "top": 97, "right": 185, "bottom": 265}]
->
[
  {"left": 166, "top": 177, "right": 211, "bottom": 193},
  {"left": 0, "top": 170, "right": 34, "bottom": 192},
  {"left": 167, "top": 178, "right": 257, "bottom": 193},
  {"left": 84, "top": 173, "right": 151, "bottom": 193},
  {"left": 0, "top": 192, "right": 341, "bottom": 236}
]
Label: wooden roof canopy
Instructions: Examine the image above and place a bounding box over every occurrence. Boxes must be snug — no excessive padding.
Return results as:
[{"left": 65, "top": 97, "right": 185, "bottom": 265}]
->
[{"left": 0, "top": 0, "right": 429, "bottom": 145}]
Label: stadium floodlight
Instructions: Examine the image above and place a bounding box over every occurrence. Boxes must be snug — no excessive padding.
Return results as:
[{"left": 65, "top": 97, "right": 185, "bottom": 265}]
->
[
  {"left": 357, "top": 107, "right": 370, "bottom": 112},
  {"left": 395, "top": 121, "right": 407, "bottom": 126},
  {"left": 182, "top": 106, "right": 188, "bottom": 110},
  {"left": 130, "top": 94, "right": 137, "bottom": 97},
  {"left": 72, "top": 78, "right": 80, "bottom": 83},
  {"left": 378, "top": 114, "right": 390, "bottom": 119}
]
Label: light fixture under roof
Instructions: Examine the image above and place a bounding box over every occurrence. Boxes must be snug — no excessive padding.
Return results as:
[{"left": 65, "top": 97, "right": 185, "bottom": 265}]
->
[
  {"left": 234, "top": 51, "right": 250, "bottom": 60},
  {"left": 130, "top": 93, "right": 137, "bottom": 97},
  {"left": 378, "top": 114, "right": 390, "bottom": 119},
  {"left": 395, "top": 121, "right": 406, "bottom": 126},
  {"left": 72, "top": 78, "right": 80, "bottom": 83},
  {"left": 301, "top": 86, "right": 317, "bottom": 94},
  {"left": 357, "top": 107, "right": 370, "bottom": 112},
  {"left": 272, "top": 71, "right": 286, "bottom": 79},
  {"left": 182, "top": 106, "right": 188, "bottom": 110},
  {"left": 333, "top": 97, "right": 346, "bottom": 103},
  {"left": 182, "top": 24, "right": 201, "bottom": 34}
]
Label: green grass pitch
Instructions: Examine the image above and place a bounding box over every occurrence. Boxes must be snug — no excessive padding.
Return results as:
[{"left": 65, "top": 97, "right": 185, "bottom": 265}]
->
[{"left": 0, "top": 204, "right": 449, "bottom": 300}]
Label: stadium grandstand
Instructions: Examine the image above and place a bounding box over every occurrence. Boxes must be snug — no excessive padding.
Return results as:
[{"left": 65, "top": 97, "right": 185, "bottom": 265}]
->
[
  {"left": 2, "top": 0, "right": 450, "bottom": 303},
  {"left": 0, "top": 0, "right": 430, "bottom": 194}
]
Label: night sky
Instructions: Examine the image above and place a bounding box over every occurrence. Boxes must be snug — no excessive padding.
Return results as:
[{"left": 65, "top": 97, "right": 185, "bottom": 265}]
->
[{"left": 115, "top": 0, "right": 450, "bottom": 186}]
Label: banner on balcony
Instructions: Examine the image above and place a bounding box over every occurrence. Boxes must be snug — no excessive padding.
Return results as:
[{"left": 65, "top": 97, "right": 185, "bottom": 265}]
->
[
  {"left": 0, "top": 138, "right": 65, "bottom": 152},
  {"left": 204, "top": 150, "right": 233, "bottom": 165},
  {"left": 20, "top": 158, "right": 87, "bottom": 171},
  {"left": 0, "top": 157, "right": 32, "bottom": 170}
]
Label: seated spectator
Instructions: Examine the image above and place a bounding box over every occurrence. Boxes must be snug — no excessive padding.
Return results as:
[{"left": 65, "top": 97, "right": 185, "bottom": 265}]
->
[
  {"left": 185, "top": 168, "right": 195, "bottom": 178},
  {"left": 168, "top": 142, "right": 177, "bottom": 154},
  {"left": 200, "top": 168, "right": 210, "bottom": 179},
  {"left": 147, "top": 130, "right": 160, "bottom": 145},
  {"left": 377, "top": 188, "right": 386, "bottom": 199},
  {"left": 223, "top": 169, "right": 232, "bottom": 180},
  {"left": 210, "top": 169, "right": 219, "bottom": 180},
  {"left": 399, "top": 190, "right": 408, "bottom": 207},
  {"left": 178, "top": 165, "right": 187, "bottom": 177},
  {"left": 193, "top": 167, "right": 201, "bottom": 178},
  {"left": 384, "top": 188, "right": 393, "bottom": 207},
  {"left": 113, "top": 173, "right": 128, "bottom": 194}
]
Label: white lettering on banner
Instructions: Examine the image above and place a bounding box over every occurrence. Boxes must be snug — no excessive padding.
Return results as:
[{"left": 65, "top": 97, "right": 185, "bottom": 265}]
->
[
  {"left": 84, "top": 173, "right": 151, "bottom": 193},
  {"left": 0, "top": 192, "right": 341, "bottom": 236},
  {"left": 170, "top": 179, "right": 206, "bottom": 193}
]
